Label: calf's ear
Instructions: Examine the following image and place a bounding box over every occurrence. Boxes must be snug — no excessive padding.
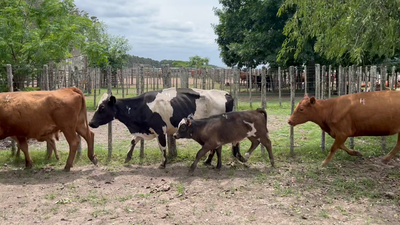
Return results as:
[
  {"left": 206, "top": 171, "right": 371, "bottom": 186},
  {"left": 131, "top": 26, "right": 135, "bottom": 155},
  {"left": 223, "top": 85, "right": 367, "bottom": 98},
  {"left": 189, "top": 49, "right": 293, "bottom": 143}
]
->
[
  {"left": 310, "top": 97, "right": 316, "bottom": 105},
  {"left": 109, "top": 96, "right": 117, "bottom": 105}
]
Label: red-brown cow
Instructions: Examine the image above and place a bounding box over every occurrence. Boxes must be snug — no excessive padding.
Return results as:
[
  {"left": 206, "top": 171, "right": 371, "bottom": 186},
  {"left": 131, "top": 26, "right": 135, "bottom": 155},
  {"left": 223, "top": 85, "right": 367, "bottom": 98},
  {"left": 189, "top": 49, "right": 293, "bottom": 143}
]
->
[
  {"left": 288, "top": 92, "right": 400, "bottom": 166},
  {"left": 0, "top": 87, "right": 97, "bottom": 171}
]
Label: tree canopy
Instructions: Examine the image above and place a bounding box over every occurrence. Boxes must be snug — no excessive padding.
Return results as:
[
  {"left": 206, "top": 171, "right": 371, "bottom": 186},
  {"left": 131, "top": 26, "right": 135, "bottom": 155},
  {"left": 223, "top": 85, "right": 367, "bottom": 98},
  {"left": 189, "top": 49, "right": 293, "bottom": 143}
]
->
[
  {"left": 278, "top": 0, "right": 400, "bottom": 65},
  {"left": 213, "top": 0, "right": 294, "bottom": 68}
]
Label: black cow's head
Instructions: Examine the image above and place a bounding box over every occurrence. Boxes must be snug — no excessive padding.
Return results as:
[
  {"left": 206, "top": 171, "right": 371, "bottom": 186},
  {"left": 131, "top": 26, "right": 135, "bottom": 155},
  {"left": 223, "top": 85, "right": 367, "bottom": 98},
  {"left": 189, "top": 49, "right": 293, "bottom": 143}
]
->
[
  {"left": 173, "top": 114, "right": 194, "bottom": 139},
  {"left": 89, "top": 93, "right": 117, "bottom": 128}
]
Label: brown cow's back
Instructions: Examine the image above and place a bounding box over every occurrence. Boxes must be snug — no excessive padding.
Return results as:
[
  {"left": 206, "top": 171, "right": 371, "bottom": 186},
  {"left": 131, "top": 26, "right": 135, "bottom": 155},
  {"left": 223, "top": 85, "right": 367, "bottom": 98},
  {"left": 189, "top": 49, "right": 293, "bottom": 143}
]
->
[
  {"left": 322, "top": 91, "right": 400, "bottom": 137},
  {"left": 0, "top": 87, "right": 83, "bottom": 140}
]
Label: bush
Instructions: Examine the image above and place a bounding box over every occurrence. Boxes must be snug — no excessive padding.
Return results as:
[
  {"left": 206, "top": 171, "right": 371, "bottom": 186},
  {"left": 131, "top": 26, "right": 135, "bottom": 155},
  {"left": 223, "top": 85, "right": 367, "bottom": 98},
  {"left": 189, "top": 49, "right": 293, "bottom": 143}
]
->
[{"left": 22, "top": 87, "right": 41, "bottom": 92}]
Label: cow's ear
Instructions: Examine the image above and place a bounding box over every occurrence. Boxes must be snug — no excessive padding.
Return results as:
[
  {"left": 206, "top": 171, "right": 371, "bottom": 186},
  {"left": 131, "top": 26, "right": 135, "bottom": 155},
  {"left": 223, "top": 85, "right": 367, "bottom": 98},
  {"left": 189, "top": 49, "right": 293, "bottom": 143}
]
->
[
  {"left": 310, "top": 97, "right": 316, "bottom": 105},
  {"left": 109, "top": 96, "right": 116, "bottom": 105}
]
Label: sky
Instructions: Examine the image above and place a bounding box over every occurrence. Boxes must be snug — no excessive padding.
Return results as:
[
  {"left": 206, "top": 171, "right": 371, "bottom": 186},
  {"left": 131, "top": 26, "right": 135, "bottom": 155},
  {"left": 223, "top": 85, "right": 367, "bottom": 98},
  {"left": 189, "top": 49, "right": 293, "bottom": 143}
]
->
[{"left": 74, "top": 0, "right": 226, "bottom": 67}]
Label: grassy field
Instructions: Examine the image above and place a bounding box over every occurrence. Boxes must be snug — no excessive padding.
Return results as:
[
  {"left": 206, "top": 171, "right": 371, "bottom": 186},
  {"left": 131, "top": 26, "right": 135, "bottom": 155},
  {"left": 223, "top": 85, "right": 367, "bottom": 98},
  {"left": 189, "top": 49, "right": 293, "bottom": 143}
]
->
[{"left": 0, "top": 87, "right": 399, "bottom": 224}]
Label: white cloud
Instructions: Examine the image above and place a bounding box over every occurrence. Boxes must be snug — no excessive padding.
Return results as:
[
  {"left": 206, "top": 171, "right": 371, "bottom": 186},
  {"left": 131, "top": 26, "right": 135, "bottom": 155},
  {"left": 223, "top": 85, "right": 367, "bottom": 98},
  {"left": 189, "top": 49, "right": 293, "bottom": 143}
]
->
[{"left": 74, "top": 0, "right": 225, "bottom": 67}]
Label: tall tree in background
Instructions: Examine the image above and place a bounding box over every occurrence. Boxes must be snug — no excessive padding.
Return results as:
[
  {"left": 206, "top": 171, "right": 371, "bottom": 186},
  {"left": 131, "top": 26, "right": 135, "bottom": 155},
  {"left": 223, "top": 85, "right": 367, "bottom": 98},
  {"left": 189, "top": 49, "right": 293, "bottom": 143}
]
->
[
  {"left": 213, "top": 0, "right": 295, "bottom": 68},
  {"left": 0, "top": 0, "right": 96, "bottom": 89},
  {"left": 278, "top": 0, "right": 400, "bottom": 65},
  {"left": 189, "top": 55, "right": 211, "bottom": 68}
]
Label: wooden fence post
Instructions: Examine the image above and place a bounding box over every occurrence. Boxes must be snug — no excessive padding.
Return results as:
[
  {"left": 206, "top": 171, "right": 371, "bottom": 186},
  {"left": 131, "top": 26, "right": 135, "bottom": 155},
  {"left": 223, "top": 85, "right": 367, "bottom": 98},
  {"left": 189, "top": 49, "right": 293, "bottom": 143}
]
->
[
  {"left": 233, "top": 68, "right": 239, "bottom": 111},
  {"left": 349, "top": 66, "right": 355, "bottom": 149},
  {"left": 107, "top": 66, "right": 113, "bottom": 159},
  {"left": 290, "top": 66, "right": 295, "bottom": 156},
  {"left": 7, "top": 64, "right": 17, "bottom": 155},
  {"left": 94, "top": 68, "right": 97, "bottom": 107},
  {"left": 380, "top": 65, "right": 387, "bottom": 153},
  {"left": 321, "top": 65, "right": 326, "bottom": 152}
]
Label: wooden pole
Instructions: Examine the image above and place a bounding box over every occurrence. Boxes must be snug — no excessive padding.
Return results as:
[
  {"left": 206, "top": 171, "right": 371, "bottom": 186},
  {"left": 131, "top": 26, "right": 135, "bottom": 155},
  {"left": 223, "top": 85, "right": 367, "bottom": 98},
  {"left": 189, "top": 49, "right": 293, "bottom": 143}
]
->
[
  {"left": 233, "top": 68, "right": 239, "bottom": 111},
  {"left": 107, "top": 66, "right": 113, "bottom": 159},
  {"left": 94, "top": 68, "right": 97, "bottom": 107},
  {"left": 328, "top": 65, "right": 331, "bottom": 98},
  {"left": 6, "top": 64, "right": 17, "bottom": 156},
  {"left": 139, "top": 65, "right": 145, "bottom": 158},
  {"left": 321, "top": 65, "right": 326, "bottom": 152},
  {"left": 380, "top": 65, "right": 387, "bottom": 153},
  {"left": 290, "top": 66, "right": 295, "bottom": 156},
  {"left": 278, "top": 67, "right": 282, "bottom": 106}
]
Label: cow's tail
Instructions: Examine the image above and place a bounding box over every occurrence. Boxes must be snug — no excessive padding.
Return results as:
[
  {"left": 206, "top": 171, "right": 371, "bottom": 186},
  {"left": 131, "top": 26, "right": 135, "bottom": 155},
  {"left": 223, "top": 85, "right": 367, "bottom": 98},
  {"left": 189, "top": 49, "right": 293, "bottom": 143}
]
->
[
  {"left": 256, "top": 108, "right": 267, "bottom": 124},
  {"left": 70, "top": 87, "right": 97, "bottom": 164},
  {"left": 225, "top": 93, "right": 234, "bottom": 112}
]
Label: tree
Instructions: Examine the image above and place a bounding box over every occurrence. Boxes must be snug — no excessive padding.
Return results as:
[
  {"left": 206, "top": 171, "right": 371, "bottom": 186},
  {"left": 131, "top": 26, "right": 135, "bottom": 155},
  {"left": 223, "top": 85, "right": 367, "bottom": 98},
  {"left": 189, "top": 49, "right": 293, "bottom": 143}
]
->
[
  {"left": 189, "top": 55, "right": 210, "bottom": 68},
  {"left": 213, "top": 0, "right": 296, "bottom": 68},
  {"left": 0, "top": 0, "right": 96, "bottom": 89},
  {"left": 278, "top": 0, "right": 400, "bottom": 65}
]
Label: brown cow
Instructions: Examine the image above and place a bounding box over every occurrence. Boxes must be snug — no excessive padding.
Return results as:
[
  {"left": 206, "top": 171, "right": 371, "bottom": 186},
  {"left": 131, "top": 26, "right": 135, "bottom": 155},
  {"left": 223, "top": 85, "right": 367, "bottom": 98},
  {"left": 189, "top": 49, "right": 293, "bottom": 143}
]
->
[
  {"left": 288, "top": 92, "right": 400, "bottom": 166},
  {"left": 173, "top": 108, "right": 274, "bottom": 173},
  {"left": 0, "top": 87, "right": 97, "bottom": 171},
  {"left": 13, "top": 130, "right": 61, "bottom": 160}
]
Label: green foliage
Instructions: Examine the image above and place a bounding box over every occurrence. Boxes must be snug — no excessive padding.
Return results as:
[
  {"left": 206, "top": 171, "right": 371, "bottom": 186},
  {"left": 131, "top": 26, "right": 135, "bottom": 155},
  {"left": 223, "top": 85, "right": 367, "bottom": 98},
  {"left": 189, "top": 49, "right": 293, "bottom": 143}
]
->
[
  {"left": 189, "top": 55, "right": 211, "bottom": 68},
  {"left": 213, "top": 0, "right": 294, "bottom": 68},
  {"left": 172, "top": 60, "right": 189, "bottom": 67},
  {"left": 278, "top": 0, "right": 400, "bottom": 65},
  {"left": 0, "top": 0, "right": 93, "bottom": 83},
  {"left": 22, "top": 87, "right": 41, "bottom": 91}
]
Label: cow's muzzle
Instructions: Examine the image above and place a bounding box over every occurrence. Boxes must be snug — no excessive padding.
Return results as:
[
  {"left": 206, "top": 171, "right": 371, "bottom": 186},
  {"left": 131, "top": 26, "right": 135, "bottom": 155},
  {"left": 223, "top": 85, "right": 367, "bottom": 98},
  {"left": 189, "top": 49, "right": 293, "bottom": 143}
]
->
[
  {"left": 88, "top": 121, "right": 99, "bottom": 128},
  {"left": 287, "top": 120, "right": 293, "bottom": 126}
]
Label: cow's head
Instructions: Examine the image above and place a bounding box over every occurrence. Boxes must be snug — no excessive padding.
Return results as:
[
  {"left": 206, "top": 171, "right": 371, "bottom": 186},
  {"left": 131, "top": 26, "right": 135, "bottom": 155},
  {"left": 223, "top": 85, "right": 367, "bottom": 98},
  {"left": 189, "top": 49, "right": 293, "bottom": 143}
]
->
[
  {"left": 89, "top": 93, "right": 117, "bottom": 128},
  {"left": 288, "top": 94, "right": 317, "bottom": 126},
  {"left": 173, "top": 115, "right": 194, "bottom": 139}
]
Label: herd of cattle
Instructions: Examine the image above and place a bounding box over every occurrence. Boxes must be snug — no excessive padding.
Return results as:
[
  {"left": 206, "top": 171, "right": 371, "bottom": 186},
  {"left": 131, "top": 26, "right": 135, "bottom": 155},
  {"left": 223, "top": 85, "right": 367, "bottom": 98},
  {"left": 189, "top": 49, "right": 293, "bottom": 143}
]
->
[{"left": 0, "top": 86, "right": 399, "bottom": 172}]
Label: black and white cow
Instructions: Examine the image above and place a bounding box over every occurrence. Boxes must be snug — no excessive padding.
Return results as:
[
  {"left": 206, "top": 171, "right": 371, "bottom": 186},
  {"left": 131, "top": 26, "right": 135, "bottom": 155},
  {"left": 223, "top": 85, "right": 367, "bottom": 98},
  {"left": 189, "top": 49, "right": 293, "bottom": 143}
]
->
[{"left": 88, "top": 87, "right": 239, "bottom": 168}]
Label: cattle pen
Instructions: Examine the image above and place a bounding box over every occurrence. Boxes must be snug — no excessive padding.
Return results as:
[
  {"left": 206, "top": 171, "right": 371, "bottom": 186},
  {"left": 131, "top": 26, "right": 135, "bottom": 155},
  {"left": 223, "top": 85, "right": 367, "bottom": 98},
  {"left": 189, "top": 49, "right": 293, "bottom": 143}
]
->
[{"left": 0, "top": 63, "right": 400, "bottom": 224}]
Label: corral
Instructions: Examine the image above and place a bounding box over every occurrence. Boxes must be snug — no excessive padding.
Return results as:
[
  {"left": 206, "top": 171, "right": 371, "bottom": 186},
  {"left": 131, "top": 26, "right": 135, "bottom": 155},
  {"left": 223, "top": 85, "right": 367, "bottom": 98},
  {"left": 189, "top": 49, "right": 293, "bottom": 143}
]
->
[{"left": 0, "top": 64, "right": 399, "bottom": 224}]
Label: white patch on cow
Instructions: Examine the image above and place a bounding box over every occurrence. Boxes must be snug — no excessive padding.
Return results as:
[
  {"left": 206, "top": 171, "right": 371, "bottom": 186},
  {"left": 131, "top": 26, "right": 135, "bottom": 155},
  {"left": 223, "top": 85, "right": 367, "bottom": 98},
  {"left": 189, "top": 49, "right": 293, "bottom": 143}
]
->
[
  {"left": 359, "top": 98, "right": 366, "bottom": 105},
  {"left": 96, "top": 93, "right": 110, "bottom": 111},
  {"left": 243, "top": 120, "right": 257, "bottom": 137},
  {"left": 158, "top": 142, "right": 167, "bottom": 162},
  {"left": 162, "top": 126, "right": 167, "bottom": 135},
  {"left": 191, "top": 89, "right": 229, "bottom": 119},
  {"left": 245, "top": 152, "right": 251, "bottom": 161},
  {"left": 178, "top": 119, "right": 186, "bottom": 129},
  {"left": 146, "top": 88, "right": 177, "bottom": 133},
  {"left": 5, "top": 95, "right": 11, "bottom": 103},
  {"left": 132, "top": 132, "right": 157, "bottom": 141},
  {"left": 126, "top": 106, "right": 131, "bottom": 114},
  {"left": 222, "top": 113, "right": 228, "bottom": 119}
]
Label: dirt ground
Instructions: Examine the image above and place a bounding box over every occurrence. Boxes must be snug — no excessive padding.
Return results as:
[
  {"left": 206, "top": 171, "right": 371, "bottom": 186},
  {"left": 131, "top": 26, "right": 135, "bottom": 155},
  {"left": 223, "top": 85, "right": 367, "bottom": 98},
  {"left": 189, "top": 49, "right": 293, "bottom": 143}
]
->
[{"left": 0, "top": 112, "right": 399, "bottom": 225}]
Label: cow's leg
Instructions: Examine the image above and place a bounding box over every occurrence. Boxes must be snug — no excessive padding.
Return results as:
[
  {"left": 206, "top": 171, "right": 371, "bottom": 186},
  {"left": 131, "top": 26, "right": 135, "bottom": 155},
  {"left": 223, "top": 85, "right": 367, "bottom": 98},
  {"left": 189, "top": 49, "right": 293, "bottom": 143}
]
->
[
  {"left": 190, "top": 146, "right": 210, "bottom": 173},
  {"left": 260, "top": 135, "right": 274, "bottom": 167},
  {"left": 157, "top": 135, "right": 167, "bottom": 169},
  {"left": 76, "top": 124, "right": 97, "bottom": 166},
  {"left": 232, "top": 143, "right": 246, "bottom": 162},
  {"left": 339, "top": 144, "right": 362, "bottom": 156},
  {"left": 125, "top": 137, "right": 140, "bottom": 163},
  {"left": 216, "top": 146, "right": 222, "bottom": 170},
  {"left": 62, "top": 130, "right": 81, "bottom": 171},
  {"left": 46, "top": 138, "right": 59, "bottom": 161},
  {"left": 204, "top": 149, "right": 216, "bottom": 165},
  {"left": 382, "top": 134, "right": 400, "bottom": 163},
  {"left": 244, "top": 137, "right": 261, "bottom": 162},
  {"left": 322, "top": 137, "right": 346, "bottom": 166},
  {"left": 16, "top": 137, "right": 32, "bottom": 169}
]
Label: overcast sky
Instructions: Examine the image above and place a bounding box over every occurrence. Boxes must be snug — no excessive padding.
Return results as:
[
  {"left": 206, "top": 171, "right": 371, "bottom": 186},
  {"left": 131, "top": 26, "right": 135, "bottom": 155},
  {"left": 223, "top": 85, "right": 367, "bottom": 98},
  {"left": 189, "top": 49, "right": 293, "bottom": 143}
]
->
[{"left": 74, "top": 0, "right": 226, "bottom": 67}]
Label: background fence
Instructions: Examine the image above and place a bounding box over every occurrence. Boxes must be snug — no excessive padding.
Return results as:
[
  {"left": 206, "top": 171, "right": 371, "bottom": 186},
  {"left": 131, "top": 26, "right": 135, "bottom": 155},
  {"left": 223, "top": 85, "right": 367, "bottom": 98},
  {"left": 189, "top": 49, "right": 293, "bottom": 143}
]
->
[{"left": 2, "top": 62, "right": 400, "bottom": 158}]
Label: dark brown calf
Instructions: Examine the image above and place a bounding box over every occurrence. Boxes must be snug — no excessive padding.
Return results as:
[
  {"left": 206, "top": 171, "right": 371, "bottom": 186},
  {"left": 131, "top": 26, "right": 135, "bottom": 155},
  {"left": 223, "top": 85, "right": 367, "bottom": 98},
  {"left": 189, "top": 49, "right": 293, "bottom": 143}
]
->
[{"left": 174, "top": 108, "right": 274, "bottom": 173}]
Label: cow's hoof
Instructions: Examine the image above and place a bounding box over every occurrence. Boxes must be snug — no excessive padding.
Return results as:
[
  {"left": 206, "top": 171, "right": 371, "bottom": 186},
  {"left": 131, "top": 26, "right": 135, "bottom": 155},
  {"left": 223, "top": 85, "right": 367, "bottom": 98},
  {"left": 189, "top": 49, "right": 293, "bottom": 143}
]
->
[
  {"left": 124, "top": 157, "right": 132, "bottom": 163},
  {"left": 353, "top": 151, "right": 363, "bottom": 157},
  {"left": 158, "top": 164, "right": 166, "bottom": 169},
  {"left": 91, "top": 156, "right": 98, "bottom": 166},
  {"left": 64, "top": 167, "right": 71, "bottom": 172},
  {"left": 237, "top": 155, "right": 246, "bottom": 163},
  {"left": 203, "top": 161, "right": 212, "bottom": 166},
  {"left": 321, "top": 161, "right": 329, "bottom": 167},
  {"left": 382, "top": 157, "right": 391, "bottom": 164}
]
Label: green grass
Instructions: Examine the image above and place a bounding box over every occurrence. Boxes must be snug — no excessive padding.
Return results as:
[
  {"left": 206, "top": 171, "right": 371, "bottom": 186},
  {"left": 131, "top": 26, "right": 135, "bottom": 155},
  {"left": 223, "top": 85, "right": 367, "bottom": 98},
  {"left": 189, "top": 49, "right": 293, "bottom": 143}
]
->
[{"left": 1, "top": 92, "right": 399, "bottom": 207}]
